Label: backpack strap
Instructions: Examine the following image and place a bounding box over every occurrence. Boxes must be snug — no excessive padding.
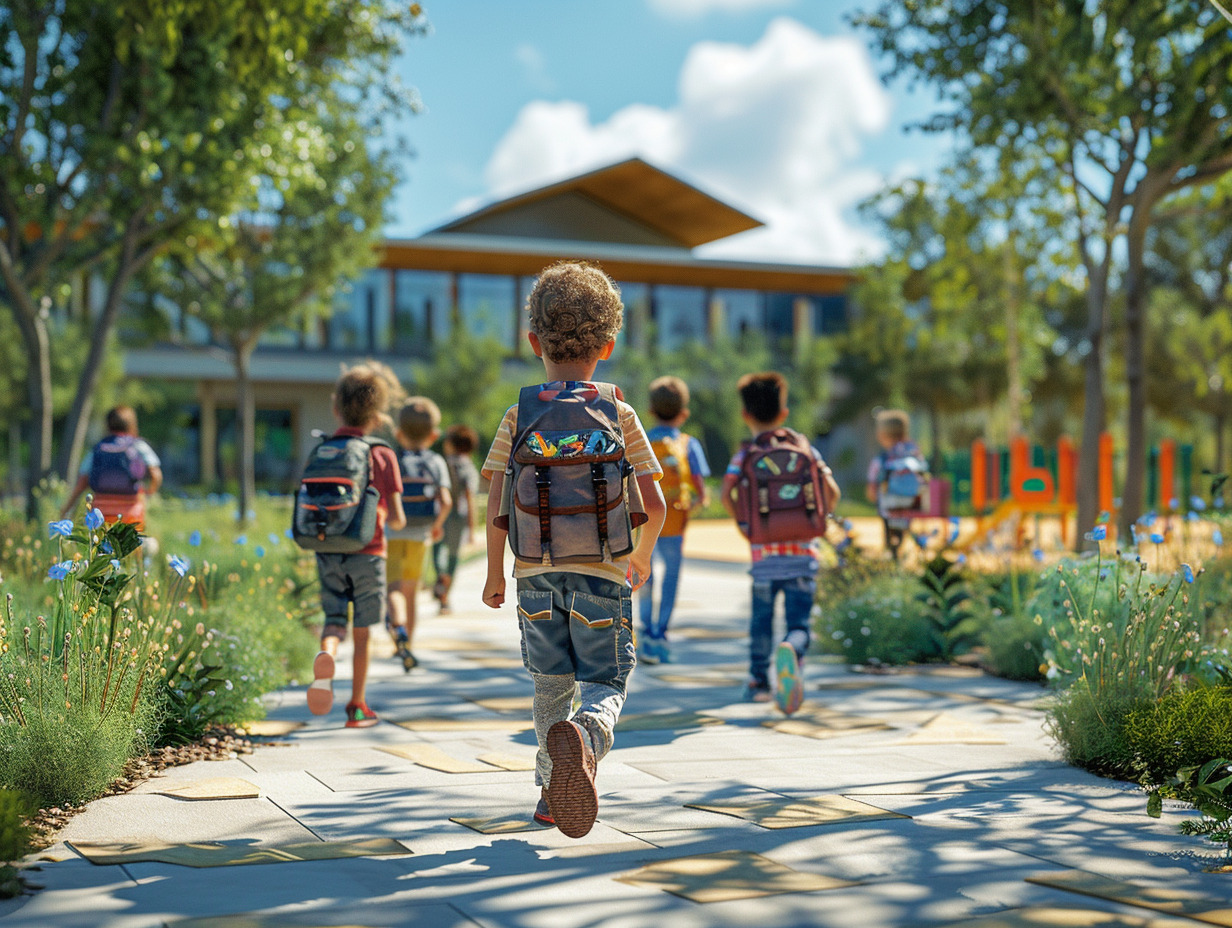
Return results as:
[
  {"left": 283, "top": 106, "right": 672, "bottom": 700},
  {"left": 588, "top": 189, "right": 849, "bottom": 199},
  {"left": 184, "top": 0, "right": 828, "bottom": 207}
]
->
[
  {"left": 535, "top": 465, "right": 553, "bottom": 563},
  {"left": 591, "top": 461, "right": 609, "bottom": 558}
]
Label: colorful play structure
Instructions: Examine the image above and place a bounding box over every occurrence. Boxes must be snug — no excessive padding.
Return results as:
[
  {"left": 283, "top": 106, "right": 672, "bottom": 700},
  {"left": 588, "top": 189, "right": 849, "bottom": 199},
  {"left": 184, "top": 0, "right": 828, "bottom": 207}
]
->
[{"left": 886, "top": 434, "right": 1197, "bottom": 550}]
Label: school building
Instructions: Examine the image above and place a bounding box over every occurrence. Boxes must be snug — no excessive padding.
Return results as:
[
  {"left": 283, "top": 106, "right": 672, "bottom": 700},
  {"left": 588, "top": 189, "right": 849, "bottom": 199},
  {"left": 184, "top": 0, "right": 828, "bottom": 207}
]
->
[{"left": 121, "top": 158, "right": 857, "bottom": 488}]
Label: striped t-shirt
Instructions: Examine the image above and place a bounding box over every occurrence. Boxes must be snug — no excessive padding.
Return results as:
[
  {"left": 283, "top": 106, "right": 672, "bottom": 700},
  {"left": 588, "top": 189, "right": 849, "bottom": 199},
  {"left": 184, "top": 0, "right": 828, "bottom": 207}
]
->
[{"left": 482, "top": 382, "right": 662, "bottom": 584}]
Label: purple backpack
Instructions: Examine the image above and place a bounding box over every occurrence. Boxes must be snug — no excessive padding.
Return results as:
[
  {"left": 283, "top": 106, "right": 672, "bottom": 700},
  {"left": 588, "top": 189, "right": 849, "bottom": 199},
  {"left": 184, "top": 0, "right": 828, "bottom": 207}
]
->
[{"left": 89, "top": 435, "right": 147, "bottom": 495}]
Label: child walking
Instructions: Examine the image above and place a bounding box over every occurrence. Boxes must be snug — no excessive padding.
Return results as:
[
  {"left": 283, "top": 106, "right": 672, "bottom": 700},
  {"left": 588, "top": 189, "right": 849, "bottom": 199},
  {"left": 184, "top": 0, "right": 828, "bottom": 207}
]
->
[
  {"left": 301, "top": 366, "right": 406, "bottom": 727},
  {"left": 722, "top": 372, "right": 840, "bottom": 715},
  {"left": 61, "top": 406, "right": 163, "bottom": 533},
  {"left": 639, "top": 376, "right": 710, "bottom": 664},
  {"left": 433, "top": 424, "right": 480, "bottom": 614},
  {"left": 866, "top": 409, "right": 928, "bottom": 561},
  {"left": 388, "top": 397, "right": 452, "bottom": 670},
  {"left": 482, "top": 261, "right": 665, "bottom": 839}
]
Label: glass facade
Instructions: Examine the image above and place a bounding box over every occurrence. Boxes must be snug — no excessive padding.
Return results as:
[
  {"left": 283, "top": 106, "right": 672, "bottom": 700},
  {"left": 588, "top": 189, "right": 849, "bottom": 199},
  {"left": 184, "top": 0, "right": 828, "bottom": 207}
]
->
[
  {"left": 458, "top": 273, "right": 516, "bottom": 346},
  {"left": 714, "top": 288, "right": 763, "bottom": 338},
  {"left": 654, "top": 285, "right": 707, "bottom": 352},
  {"left": 393, "top": 270, "right": 451, "bottom": 355}
]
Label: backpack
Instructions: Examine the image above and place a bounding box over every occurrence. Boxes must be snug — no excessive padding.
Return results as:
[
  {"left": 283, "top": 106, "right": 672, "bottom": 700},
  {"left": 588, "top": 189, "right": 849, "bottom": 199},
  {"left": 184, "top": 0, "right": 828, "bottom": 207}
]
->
[
  {"left": 399, "top": 449, "right": 441, "bottom": 529},
  {"left": 89, "top": 435, "right": 147, "bottom": 495},
  {"left": 652, "top": 432, "right": 694, "bottom": 537},
  {"left": 879, "top": 445, "right": 927, "bottom": 512},
  {"left": 732, "top": 428, "right": 830, "bottom": 545},
  {"left": 291, "top": 434, "right": 390, "bottom": 553},
  {"left": 495, "top": 382, "right": 648, "bottom": 566}
]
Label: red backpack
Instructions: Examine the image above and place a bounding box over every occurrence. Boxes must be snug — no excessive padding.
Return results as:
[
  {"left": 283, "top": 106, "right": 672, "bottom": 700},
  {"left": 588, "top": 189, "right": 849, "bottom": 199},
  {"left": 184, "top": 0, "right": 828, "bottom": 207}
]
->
[{"left": 732, "top": 428, "right": 830, "bottom": 544}]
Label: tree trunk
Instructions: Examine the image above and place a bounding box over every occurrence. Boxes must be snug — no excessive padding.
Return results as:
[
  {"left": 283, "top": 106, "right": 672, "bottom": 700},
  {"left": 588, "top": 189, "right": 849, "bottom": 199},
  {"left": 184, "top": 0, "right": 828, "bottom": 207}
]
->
[
  {"left": 928, "top": 404, "right": 942, "bottom": 474},
  {"left": 234, "top": 340, "right": 257, "bottom": 526},
  {"left": 1120, "top": 213, "right": 1151, "bottom": 536},
  {"left": 56, "top": 252, "right": 141, "bottom": 481},
  {"left": 1075, "top": 271, "right": 1108, "bottom": 551},
  {"left": 1004, "top": 240, "right": 1024, "bottom": 440}
]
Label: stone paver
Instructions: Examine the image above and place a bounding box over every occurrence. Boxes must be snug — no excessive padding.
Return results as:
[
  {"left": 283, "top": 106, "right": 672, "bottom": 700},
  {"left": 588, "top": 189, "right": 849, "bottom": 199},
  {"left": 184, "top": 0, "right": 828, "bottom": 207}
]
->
[{"left": 3, "top": 554, "right": 1228, "bottom": 928}]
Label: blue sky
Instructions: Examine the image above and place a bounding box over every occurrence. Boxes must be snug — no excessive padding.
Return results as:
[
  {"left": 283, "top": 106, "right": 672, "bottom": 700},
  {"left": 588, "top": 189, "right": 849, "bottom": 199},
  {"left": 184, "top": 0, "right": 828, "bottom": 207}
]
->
[{"left": 386, "top": 0, "right": 952, "bottom": 266}]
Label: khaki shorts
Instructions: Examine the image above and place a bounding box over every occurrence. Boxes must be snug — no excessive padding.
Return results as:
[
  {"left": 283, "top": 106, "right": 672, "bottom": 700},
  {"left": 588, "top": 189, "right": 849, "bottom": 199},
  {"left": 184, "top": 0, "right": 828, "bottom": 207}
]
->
[{"left": 387, "top": 539, "right": 428, "bottom": 584}]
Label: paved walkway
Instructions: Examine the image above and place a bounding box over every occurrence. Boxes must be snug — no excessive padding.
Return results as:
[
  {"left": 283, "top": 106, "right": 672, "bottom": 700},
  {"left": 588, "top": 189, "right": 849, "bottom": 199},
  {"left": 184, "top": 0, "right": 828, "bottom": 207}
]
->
[{"left": 5, "top": 557, "right": 1229, "bottom": 928}]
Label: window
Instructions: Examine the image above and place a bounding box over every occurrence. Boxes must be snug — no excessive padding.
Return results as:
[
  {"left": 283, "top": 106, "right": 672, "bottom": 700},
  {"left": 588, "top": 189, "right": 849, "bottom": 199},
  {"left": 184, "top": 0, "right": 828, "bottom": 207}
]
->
[
  {"left": 654, "top": 285, "right": 705, "bottom": 352},
  {"left": 330, "top": 270, "right": 385, "bottom": 351},
  {"left": 393, "top": 270, "right": 451, "bottom": 355},
  {"left": 715, "top": 288, "right": 763, "bottom": 339},
  {"left": 458, "top": 273, "right": 516, "bottom": 347},
  {"left": 616, "top": 282, "right": 649, "bottom": 349}
]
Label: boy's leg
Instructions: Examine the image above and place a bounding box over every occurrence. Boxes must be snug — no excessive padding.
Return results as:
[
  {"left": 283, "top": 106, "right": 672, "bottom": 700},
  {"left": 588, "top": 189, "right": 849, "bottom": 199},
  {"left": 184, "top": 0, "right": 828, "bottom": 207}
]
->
[
  {"left": 653, "top": 534, "right": 685, "bottom": 639},
  {"left": 340, "top": 555, "right": 384, "bottom": 727},
  {"left": 748, "top": 578, "right": 778, "bottom": 690},
  {"left": 567, "top": 576, "right": 635, "bottom": 762},
  {"left": 386, "top": 541, "right": 409, "bottom": 637},
  {"left": 637, "top": 546, "right": 657, "bottom": 636},
  {"left": 781, "top": 574, "right": 815, "bottom": 659},
  {"left": 530, "top": 672, "right": 576, "bottom": 788},
  {"left": 310, "top": 555, "right": 348, "bottom": 715}
]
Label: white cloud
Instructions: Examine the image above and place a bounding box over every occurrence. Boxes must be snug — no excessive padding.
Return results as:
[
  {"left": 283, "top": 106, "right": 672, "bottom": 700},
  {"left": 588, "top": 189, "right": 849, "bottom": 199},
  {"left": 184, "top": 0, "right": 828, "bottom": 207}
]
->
[
  {"left": 513, "top": 43, "right": 554, "bottom": 93},
  {"left": 647, "top": 0, "right": 794, "bottom": 19},
  {"left": 473, "top": 18, "right": 892, "bottom": 266}
]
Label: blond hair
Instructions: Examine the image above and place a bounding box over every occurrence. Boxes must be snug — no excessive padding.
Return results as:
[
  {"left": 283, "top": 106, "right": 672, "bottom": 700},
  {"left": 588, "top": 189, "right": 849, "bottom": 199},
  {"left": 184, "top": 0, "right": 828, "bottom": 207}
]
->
[{"left": 526, "top": 261, "right": 623, "bottom": 363}]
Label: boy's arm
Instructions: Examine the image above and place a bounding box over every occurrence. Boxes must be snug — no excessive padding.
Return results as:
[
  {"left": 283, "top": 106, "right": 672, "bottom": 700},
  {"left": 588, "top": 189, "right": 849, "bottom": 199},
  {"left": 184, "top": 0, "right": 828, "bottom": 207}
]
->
[
  {"left": 629, "top": 473, "right": 665, "bottom": 592},
  {"left": 431, "top": 487, "right": 453, "bottom": 541},
  {"left": 720, "top": 473, "right": 739, "bottom": 518},
  {"left": 865, "top": 482, "right": 879, "bottom": 504},
  {"left": 147, "top": 465, "right": 163, "bottom": 496},
  {"left": 824, "top": 467, "right": 842, "bottom": 507},
  {"left": 387, "top": 493, "right": 407, "bottom": 532},
  {"left": 690, "top": 473, "right": 709, "bottom": 510},
  {"left": 60, "top": 474, "right": 90, "bottom": 519},
  {"left": 482, "top": 472, "right": 507, "bottom": 608},
  {"left": 381, "top": 450, "right": 406, "bottom": 531}
]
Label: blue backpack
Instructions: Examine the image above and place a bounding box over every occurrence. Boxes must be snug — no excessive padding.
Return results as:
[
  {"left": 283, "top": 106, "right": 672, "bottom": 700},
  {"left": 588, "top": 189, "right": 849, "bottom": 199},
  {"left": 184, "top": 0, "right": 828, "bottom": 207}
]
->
[
  {"left": 89, "top": 435, "right": 147, "bottom": 495},
  {"left": 400, "top": 449, "right": 441, "bottom": 529}
]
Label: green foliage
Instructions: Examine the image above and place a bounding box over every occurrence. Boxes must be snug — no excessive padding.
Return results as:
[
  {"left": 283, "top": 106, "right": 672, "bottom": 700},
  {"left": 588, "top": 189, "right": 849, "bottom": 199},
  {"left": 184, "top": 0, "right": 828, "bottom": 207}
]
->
[
  {"left": 407, "top": 330, "right": 519, "bottom": 447},
  {"left": 1125, "top": 685, "right": 1232, "bottom": 783},
  {"left": 972, "top": 570, "right": 1046, "bottom": 681},
  {"left": 0, "top": 790, "right": 32, "bottom": 898},
  {"left": 916, "top": 555, "right": 984, "bottom": 660},
  {"left": 817, "top": 571, "right": 937, "bottom": 666}
]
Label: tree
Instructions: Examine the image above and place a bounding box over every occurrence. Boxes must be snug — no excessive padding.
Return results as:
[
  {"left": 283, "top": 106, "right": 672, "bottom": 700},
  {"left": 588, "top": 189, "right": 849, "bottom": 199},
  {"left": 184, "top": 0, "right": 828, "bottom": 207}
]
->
[
  {"left": 0, "top": 0, "right": 419, "bottom": 518},
  {"left": 855, "top": 0, "right": 1232, "bottom": 541},
  {"left": 153, "top": 102, "right": 395, "bottom": 522}
]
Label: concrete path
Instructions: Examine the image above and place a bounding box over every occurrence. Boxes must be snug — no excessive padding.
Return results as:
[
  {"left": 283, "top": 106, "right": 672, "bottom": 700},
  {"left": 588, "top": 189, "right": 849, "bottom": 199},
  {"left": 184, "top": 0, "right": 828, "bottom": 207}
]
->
[{"left": 5, "top": 557, "right": 1228, "bottom": 928}]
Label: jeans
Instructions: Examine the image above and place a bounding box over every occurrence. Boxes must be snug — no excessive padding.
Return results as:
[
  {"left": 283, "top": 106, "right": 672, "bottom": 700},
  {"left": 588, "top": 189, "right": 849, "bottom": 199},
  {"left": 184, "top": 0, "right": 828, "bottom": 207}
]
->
[
  {"left": 749, "top": 574, "right": 815, "bottom": 687},
  {"left": 637, "top": 534, "right": 685, "bottom": 638},
  {"left": 515, "top": 572, "right": 636, "bottom": 786}
]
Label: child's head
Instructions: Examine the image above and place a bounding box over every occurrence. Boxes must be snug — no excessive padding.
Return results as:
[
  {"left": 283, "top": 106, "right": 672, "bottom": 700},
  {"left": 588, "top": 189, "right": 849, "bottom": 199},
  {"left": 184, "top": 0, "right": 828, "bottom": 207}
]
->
[
  {"left": 649, "top": 376, "right": 690, "bottom": 425},
  {"left": 443, "top": 423, "right": 478, "bottom": 457},
  {"left": 397, "top": 396, "right": 442, "bottom": 449},
  {"left": 526, "top": 261, "right": 623, "bottom": 365},
  {"left": 875, "top": 409, "right": 910, "bottom": 449},
  {"left": 334, "top": 366, "right": 390, "bottom": 430},
  {"left": 105, "top": 405, "right": 138, "bottom": 435},
  {"left": 737, "top": 372, "right": 789, "bottom": 431}
]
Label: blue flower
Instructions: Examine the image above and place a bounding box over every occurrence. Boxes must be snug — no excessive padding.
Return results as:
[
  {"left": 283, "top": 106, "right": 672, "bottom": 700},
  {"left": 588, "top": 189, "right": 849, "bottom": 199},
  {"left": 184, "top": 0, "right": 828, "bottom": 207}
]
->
[
  {"left": 188, "top": 530, "right": 202, "bottom": 547},
  {"left": 913, "top": 533, "right": 929, "bottom": 549},
  {"left": 85, "top": 508, "right": 104, "bottom": 531},
  {"left": 100, "top": 539, "right": 113, "bottom": 555},
  {"left": 1191, "top": 496, "right": 1207, "bottom": 511},
  {"left": 168, "top": 555, "right": 190, "bottom": 577},
  {"left": 1182, "top": 563, "right": 1196, "bottom": 583},
  {"left": 254, "top": 546, "right": 266, "bottom": 558},
  {"left": 268, "top": 532, "right": 281, "bottom": 546},
  {"left": 110, "top": 559, "right": 122, "bottom": 571},
  {"left": 1150, "top": 532, "right": 1165, "bottom": 545},
  {"left": 284, "top": 527, "right": 295, "bottom": 540},
  {"left": 1168, "top": 497, "right": 1179, "bottom": 511},
  {"left": 235, "top": 535, "right": 247, "bottom": 546},
  {"left": 48, "top": 520, "right": 73, "bottom": 539},
  {"left": 1187, "top": 511, "right": 1200, "bottom": 523},
  {"left": 1215, "top": 529, "right": 1225, "bottom": 547},
  {"left": 841, "top": 519, "right": 853, "bottom": 531},
  {"left": 47, "top": 561, "right": 73, "bottom": 580},
  {"left": 1086, "top": 525, "right": 1107, "bottom": 542},
  {"left": 1032, "top": 548, "right": 1045, "bottom": 563},
  {"left": 957, "top": 554, "right": 968, "bottom": 565}
]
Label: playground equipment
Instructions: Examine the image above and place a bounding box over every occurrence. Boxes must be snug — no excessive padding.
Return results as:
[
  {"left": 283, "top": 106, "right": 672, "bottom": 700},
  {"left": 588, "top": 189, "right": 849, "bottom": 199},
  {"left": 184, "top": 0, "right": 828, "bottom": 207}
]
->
[{"left": 961, "top": 434, "right": 1192, "bottom": 550}]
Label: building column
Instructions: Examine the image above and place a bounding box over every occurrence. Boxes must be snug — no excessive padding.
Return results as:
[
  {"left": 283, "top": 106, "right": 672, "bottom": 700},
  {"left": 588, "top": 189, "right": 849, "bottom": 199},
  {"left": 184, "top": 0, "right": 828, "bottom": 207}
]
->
[
  {"left": 199, "top": 381, "right": 217, "bottom": 487},
  {"left": 706, "top": 289, "right": 723, "bottom": 343},
  {"left": 792, "top": 297, "right": 813, "bottom": 363}
]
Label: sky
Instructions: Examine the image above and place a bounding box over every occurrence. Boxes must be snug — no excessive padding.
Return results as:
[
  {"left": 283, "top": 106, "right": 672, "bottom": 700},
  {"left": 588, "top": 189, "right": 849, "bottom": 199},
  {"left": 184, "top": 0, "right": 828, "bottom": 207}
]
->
[{"left": 385, "top": 0, "right": 954, "bottom": 267}]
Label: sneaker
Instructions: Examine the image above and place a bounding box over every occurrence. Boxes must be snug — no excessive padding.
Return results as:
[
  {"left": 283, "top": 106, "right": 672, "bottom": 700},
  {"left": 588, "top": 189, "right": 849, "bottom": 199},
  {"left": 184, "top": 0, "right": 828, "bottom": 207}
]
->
[
  {"left": 344, "top": 701, "right": 379, "bottom": 728},
  {"left": 545, "top": 720, "right": 598, "bottom": 839},
  {"left": 639, "top": 637, "right": 660, "bottom": 665},
  {"left": 533, "top": 789, "right": 554, "bottom": 827},
  {"left": 774, "top": 642, "right": 805, "bottom": 716},
  {"left": 396, "top": 643, "right": 418, "bottom": 673},
  {"left": 743, "top": 679, "right": 772, "bottom": 703},
  {"left": 306, "top": 651, "right": 334, "bottom": 716},
  {"left": 656, "top": 638, "right": 672, "bottom": 664}
]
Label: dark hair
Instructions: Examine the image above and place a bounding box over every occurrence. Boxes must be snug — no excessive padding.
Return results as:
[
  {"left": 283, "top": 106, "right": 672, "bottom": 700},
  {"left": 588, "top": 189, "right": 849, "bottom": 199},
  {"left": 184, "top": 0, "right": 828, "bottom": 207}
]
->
[
  {"left": 445, "top": 424, "right": 479, "bottom": 455},
  {"left": 334, "top": 366, "right": 390, "bottom": 428},
  {"left": 649, "top": 376, "right": 689, "bottom": 421},
  {"left": 106, "top": 405, "right": 138, "bottom": 434},
  {"left": 398, "top": 396, "right": 441, "bottom": 443},
  {"left": 737, "top": 371, "right": 788, "bottom": 426}
]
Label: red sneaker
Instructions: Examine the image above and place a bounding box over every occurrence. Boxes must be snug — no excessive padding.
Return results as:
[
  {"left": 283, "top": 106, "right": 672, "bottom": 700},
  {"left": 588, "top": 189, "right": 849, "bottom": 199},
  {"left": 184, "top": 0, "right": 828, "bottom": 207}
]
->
[
  {"left": 533, "top": 789, "right": 554, "bottom": 826},
  {"left": 344, "top": 701, "right": 379, "bottom": 728}
]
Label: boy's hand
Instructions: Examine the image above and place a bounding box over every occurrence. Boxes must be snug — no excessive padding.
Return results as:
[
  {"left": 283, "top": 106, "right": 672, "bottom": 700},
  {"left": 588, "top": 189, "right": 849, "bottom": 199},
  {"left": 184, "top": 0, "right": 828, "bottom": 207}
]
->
[
  {"left": 431, "top": 523, "right": 445, "bottom": 543},
  {"left": 628, "top": 548, "right": 652, "bottom": 592},
  {"left": 482, "top": 574, "right": 505, "bottom": 609}
]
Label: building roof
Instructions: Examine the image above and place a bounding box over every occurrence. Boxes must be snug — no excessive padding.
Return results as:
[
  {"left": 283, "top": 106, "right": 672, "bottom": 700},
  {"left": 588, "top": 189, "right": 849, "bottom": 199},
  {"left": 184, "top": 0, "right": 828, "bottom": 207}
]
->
[
  {"left": 380, "top": 233, "right": 852, "bottom": 294},
  {"left": 430, "top": 158, "right": 763, "bottom": 249}
]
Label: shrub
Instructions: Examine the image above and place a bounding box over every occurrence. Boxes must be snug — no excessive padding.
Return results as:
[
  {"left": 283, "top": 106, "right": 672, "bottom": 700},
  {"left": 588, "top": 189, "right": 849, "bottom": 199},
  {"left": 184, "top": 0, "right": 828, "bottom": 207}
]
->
[
  {"left": 0, "top": 790, "right": 32, "bottom": 898},
  {"left": 1123, "top": 684, "right": 1232, "bottom": 783},
  {"left": 818, "top": 573, "right": 937, "bottom": 665},
  {"left": 1046, "top": 687, "right": 1152, "bottom": 776},
  {"left": 917, "top": 555, "right": 985, "bottom": 660},
  {"left": 985, "top": 610, "right": 1047, "bottom": 681}
]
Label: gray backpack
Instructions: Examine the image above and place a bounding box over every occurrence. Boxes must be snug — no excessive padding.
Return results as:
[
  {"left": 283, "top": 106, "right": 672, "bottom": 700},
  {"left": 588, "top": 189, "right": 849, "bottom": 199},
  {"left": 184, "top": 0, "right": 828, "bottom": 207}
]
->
[
  {"left": 495, "top": 382, "right": 647, "bottom": 565},
  {"left": 292, "top": 434, "right": 389, "bottom": 553}
]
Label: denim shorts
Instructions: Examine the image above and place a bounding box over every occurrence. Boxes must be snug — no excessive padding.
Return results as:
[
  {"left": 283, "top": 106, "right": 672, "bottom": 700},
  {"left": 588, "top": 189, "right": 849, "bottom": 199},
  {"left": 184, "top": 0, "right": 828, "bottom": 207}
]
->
[
  {"left": 515, "top": 573, "right": 636, "bottom": 693},
  {"left": 316, "top": 553, "right": 387, "bottom": 629}
]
